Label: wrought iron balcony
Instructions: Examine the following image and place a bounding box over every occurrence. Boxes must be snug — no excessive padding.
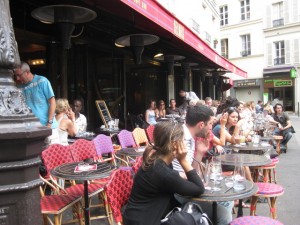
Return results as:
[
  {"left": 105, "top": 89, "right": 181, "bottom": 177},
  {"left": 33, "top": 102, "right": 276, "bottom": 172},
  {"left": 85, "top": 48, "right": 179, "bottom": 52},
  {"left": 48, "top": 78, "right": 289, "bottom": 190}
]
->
[
  {"left": 274, "top": 57, "right": 285, "bottom": 65},
  {"left": 240, "top": 50, "right": 251, "bottom": 57},
  {"left": 273, "top": 18, "right": 284, "bottom": 27}
]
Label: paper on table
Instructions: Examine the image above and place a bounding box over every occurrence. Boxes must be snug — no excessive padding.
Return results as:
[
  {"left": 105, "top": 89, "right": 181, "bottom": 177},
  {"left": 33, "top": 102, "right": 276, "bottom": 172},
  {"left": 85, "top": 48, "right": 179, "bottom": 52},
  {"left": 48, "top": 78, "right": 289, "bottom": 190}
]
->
[
  {"left": 135, "top": 147, "right": 146, "bottom": 152},
  {"left": 74, "top": 164, "right": 97, "bottom": 173}
]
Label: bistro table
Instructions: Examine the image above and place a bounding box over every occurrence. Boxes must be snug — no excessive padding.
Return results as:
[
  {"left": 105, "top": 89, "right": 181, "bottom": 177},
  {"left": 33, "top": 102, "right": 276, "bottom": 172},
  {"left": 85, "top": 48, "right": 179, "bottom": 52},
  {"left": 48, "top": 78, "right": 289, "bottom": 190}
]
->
[
  {"left": 228, "top": 143, "right": 272, "bottom": 155},
  {"left": 220, "top": 153, "right": 272, "bottom": 167},
  {"left": 192, "top": 180, "right": 258, "bottom": 224},
  {"left": 51, "top": 162, "right": 116, "bottom": 225},
  {"left": 115, "top": 147, "right": 146, "bottom": 158},
  {"left": 68, "top": 132, "right": 97, "bottom": 144}
]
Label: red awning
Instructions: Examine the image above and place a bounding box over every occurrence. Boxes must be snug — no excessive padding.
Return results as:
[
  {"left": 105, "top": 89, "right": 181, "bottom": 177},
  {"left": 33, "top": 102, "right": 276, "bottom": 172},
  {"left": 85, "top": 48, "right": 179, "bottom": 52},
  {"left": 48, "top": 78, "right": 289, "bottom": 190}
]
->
[
  {"left": 86, "top": 0, "right": 247, "bottom": 78},
  {"left": 119, "top": 0, "right": 247, "bottom": 78}
]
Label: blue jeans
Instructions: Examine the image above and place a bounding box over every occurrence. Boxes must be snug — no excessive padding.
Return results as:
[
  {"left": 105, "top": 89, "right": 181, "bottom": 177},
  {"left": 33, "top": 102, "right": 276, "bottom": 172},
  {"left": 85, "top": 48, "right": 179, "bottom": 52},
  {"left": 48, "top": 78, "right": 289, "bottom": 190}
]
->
[{"left": 274, "top": 127, "right": 293, "bottom": 145}]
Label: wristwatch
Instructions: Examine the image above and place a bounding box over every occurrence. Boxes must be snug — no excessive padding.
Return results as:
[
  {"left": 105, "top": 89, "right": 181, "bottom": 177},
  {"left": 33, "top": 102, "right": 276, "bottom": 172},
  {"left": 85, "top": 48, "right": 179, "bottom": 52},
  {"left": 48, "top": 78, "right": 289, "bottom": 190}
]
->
[{"left": 47, "top": 119, "right": 53, "bottom": 124}]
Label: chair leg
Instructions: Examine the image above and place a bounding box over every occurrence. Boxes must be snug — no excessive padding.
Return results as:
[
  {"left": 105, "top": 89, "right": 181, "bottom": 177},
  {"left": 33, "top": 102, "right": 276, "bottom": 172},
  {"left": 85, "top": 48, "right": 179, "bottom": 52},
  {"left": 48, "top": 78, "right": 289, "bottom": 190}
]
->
[
  {"left": 53, "top": 215, "right": 60, "bottom": 225},
  {"left": 250, "top": 196, "right": 259, "bottom": 216},
  {"left": 42, "top": 215, "right": 48, "bottom": 225},
  {"left": 273, "top": 168, "right": 277, "bottom": 184},
  {"left": 268, "top": 197, "right": 278, "bottom": 219}
]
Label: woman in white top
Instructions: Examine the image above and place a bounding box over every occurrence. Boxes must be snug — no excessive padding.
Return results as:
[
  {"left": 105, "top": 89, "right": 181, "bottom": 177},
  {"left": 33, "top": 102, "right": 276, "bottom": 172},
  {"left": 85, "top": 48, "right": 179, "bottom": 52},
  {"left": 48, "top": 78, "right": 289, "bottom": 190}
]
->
[
  {"left": 54, "top": 98, "right": 77, "bottom": 145},
  {"left": 145, "top": 100, "right": 157, "bottom": 125}
]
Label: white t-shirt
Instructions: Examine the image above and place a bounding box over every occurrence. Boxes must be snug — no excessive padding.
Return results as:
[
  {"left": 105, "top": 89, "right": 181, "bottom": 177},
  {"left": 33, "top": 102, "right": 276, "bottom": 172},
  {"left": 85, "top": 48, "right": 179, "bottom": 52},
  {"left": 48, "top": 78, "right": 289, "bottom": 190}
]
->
[{"left": 75, "top": 113, "right": 87, "bottom": 133}]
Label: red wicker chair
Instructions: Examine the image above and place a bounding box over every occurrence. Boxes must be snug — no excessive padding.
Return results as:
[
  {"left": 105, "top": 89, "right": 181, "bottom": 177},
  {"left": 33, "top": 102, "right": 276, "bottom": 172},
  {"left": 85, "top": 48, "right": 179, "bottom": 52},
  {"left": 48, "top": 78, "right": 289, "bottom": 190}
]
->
[
  {"left": 104, "top": 169, "right": 134, "bottom": 225},
  {"left": 145, "top": 124, "right": 155, "bottom": 143},
  {"left": 69, "top": 139, "right": 99, "bottom": 162}
]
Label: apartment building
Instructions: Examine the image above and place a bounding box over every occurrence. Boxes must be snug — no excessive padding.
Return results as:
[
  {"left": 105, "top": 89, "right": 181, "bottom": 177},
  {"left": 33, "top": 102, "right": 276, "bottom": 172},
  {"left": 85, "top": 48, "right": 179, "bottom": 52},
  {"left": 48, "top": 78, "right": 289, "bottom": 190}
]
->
[{"left": 219, "top": 0, "right": 300, "bottom": 111}]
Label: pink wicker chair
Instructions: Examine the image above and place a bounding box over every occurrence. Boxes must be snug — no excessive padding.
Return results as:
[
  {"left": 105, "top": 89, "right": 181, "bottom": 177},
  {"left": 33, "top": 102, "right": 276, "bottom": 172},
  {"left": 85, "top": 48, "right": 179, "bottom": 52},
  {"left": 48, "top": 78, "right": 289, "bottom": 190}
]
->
[
  {"left": 117, "top": 130, "right": 137, "bottom": 148},
  {"left": 230, "top": 216, "right": 283, "bottom": 225},
  {"left": 145, "top": 124, "right": 155, "bottom": 143}
]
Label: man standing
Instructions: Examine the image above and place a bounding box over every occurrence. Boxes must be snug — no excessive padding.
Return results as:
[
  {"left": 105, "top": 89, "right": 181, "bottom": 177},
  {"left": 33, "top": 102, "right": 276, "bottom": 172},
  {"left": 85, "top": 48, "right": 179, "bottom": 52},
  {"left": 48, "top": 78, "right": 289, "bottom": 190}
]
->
[
  {"left": 72, "top": 99, "right": 87, "bottom": 133},
  {"left": 179, "top": 89, "right": 199, "bottom": 102},
  {"left": 14, "top": 61, "right": 57, "bottom": 129}
]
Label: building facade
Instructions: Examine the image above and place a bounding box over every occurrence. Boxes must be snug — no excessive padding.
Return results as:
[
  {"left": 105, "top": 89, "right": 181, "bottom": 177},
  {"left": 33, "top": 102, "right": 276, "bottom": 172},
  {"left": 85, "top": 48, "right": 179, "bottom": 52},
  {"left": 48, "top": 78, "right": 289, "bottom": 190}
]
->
[{"left": 219, "top": 0, "right": 300, "bottom": 112}]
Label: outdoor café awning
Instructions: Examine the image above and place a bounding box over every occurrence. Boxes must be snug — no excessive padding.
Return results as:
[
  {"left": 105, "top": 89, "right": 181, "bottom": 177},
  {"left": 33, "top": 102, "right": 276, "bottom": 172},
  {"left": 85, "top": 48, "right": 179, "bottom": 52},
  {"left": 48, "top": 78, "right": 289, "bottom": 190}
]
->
[
  {"left": 88, "top": 0, "right": 247, "bottom": 78},
  {"left": 263, "top": 65, "right": 296, "bottom": 75}
]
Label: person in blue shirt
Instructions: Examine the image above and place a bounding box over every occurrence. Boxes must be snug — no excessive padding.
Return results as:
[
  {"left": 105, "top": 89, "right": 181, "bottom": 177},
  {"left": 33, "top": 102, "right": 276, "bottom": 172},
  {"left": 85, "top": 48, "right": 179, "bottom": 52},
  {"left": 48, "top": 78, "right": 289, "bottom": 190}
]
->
[{"left": 14, "top": 61, "right": 58, "bottom": 129}]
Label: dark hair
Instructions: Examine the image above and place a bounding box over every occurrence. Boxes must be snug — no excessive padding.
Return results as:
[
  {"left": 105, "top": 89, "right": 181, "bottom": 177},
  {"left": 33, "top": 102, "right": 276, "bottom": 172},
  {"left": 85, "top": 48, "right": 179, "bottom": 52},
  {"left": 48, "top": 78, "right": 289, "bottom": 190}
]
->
[
  {"left": 185, "top": 105, "right": 214, "bottom": 126},
  {"left": 273, "top": 103, "right": 283, "bottom": 114},
  {"left": 216, "top": 97, "right": 240, "bottom": 114},
  {"left": 142, "top": 121, "right": 184, "bottom": 170}
]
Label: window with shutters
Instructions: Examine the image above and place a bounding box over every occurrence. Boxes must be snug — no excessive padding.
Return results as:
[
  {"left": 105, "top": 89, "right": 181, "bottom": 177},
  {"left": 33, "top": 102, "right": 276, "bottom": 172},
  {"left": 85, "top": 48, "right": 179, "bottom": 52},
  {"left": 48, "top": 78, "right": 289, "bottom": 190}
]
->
[
  {"left": 274, "top": 41, "right": 285, "bottom": 65},
  {"left": 221, "top": 39, "right": 229, "bottom": 58},
  {"left": 272, "top": 2, "right": 284, "bottom": 27},
  {"left": 220, "top": 5, "right": 228, "bottom": 26},
  {"left": 241, "top": 0, "right": 250, "bottom": 21},
  {"left": 241, "top": 34, "right": 251, "bottom": 57}
]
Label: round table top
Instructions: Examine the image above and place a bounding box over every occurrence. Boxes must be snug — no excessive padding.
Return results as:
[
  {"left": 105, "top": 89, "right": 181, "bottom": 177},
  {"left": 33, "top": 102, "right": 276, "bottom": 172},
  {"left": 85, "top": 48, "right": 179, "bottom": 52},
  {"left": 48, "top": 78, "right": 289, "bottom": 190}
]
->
[
  {"left": 192, "top": 180, "right": 258, "bottom": 202},
  {"left": 50, "top": 162, "right": 116, "bottom": 181},
  {"left": 228, "top": 143, "right": 272, "bottom": 152},
  {"left": 220, "top": 154, "right": 272, "bottom": 167},
  {"left": 116, "top": 147, "right": 145, "bottom": 157}
]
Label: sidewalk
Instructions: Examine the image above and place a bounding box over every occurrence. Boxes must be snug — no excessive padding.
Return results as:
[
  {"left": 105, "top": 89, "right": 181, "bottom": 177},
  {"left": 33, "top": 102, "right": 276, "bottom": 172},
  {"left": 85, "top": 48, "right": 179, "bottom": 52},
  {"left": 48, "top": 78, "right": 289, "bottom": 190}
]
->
[{"left": 241, "top": 116, "right": 300, "bottom": 224}]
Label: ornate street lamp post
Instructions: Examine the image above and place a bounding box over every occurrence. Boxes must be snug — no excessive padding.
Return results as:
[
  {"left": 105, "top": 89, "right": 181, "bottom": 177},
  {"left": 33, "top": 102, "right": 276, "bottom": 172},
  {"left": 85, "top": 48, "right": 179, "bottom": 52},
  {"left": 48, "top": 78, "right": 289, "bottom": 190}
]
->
[{"left": 0, "top": 1, "right": 51, "bottom": 224}]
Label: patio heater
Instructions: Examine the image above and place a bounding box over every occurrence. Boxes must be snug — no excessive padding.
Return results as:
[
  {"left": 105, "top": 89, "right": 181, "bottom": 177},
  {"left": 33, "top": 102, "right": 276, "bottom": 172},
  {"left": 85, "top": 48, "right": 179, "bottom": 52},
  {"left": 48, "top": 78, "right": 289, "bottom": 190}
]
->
[
  {"left": 115, "top": 34, "right": 159, "bottom": 64},
  {"left": 0, "top": 1, "right": 51, "bottom": 225}
]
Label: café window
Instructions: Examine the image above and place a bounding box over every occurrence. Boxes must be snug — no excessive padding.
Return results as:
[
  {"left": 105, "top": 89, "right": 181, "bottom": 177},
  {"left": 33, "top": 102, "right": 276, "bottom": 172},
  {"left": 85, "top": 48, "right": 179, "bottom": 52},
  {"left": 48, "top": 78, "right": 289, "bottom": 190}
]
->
[
  {"left": 241, "top": 0, "right": 250, "bottom": 21},
  {"left": 220, "top": 5, "right": 228, "bottom": 26}
]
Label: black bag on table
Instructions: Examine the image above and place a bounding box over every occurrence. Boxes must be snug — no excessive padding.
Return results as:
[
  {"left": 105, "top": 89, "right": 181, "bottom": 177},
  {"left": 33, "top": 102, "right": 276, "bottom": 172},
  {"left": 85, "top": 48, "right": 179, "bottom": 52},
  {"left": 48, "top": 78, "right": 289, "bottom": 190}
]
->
[{"left": 161, "top": 201, "right": 212, "bottom": 225}]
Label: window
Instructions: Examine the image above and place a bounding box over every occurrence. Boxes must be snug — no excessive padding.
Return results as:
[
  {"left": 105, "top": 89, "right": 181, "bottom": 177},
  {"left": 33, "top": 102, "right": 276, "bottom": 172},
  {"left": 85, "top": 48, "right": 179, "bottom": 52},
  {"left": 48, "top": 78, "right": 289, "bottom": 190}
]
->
[
  {"left": 240, "top": 34, "right": 251, "bottom": 56},
  {"left": 220, "top": 6, "right": 228, "bottom": 26},
  {"left": 272, "top": 2, "right": 284, "bottom": 27},
  {"left": 241, "top": 0, "right": 250, "bottom": 20},
  {"left": 274, "top": 41, "right": 285, "bottom": 65},
  {"left": 221, "top": 39, "right": 228, "bottom": 58}
]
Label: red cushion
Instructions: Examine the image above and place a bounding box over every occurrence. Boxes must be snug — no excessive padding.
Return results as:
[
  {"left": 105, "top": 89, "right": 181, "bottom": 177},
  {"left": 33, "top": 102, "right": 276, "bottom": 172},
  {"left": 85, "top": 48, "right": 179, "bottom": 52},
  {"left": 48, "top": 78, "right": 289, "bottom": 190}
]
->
[
  {"left": 64, "top": 183, "right": 104, "bottom": 197},
  {"left": 41, "top": 194, "right": 79, "bottom": 212},
  {"left": 230, "top": 216, "right": 283, "bottom": 225},
  {"left": 256, "top": 182, "right": 284, "bottom": 195}
]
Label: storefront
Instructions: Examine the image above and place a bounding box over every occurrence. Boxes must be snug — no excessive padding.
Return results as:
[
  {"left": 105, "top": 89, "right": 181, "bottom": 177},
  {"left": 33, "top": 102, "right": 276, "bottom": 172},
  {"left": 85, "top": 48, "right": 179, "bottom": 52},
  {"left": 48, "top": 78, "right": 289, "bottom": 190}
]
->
[
  {"left": 263, "top": 66, "right": 297, "bottom": 111},
  {"left": 231, "top": 79, "right": 263, "bottom": 103}
]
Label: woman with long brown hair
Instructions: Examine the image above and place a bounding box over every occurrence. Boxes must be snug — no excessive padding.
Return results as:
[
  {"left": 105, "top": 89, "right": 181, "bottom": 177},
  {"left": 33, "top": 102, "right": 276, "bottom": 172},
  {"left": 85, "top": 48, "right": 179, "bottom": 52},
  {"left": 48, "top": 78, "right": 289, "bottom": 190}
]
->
[{"left": 123, "top": 121, "right": 204, "bottom": 225}]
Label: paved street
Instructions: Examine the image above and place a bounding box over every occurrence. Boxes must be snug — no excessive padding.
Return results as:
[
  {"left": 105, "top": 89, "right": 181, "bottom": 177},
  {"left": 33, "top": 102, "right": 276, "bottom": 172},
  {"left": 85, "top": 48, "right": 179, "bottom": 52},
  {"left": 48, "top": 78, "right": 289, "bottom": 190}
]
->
[{"left": 240, "top": 115, "right": 300, "bottom": 224}]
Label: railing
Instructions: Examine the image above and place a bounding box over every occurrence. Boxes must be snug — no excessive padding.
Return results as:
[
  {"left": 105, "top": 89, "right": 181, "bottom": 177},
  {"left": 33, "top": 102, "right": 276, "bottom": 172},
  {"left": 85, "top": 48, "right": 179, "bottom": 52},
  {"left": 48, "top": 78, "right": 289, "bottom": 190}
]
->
[
  {"left": 274, "top": 57, "right": 285, "bottom": 65},
  {"left": 273, "top": 18, "right": 284, "bottom": 27},
  {"left": 240, "top": 50, "right": 251, "bottom": 57},
  {"left": 221, "top": 53, "right": 228, "bottom": 59}
]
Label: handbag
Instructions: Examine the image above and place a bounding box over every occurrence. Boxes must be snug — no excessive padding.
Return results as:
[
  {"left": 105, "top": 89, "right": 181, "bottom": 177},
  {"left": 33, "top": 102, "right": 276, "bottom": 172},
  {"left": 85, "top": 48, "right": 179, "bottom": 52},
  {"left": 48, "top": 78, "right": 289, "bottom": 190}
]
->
[
  {"left": 291, "top": 126, "right": 296, "bottom": 133},
  {"left": 161, "top": 201, "right": 212, "bottom": 225}
]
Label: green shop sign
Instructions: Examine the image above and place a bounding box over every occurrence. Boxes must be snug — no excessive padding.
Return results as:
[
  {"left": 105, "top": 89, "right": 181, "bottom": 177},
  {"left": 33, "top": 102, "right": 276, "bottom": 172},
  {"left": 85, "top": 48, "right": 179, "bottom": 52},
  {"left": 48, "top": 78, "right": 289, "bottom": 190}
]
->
[
  {"left": 274, "top": 80, "right": 292, "bottom": 87},
  {"left": 290, "top": 68, "right": 297, "bottom": 78}
]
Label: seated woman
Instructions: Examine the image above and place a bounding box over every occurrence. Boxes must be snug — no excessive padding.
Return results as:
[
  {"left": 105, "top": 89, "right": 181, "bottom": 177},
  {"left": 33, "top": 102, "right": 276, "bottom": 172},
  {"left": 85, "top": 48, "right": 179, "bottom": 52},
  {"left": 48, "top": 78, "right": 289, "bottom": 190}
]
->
[
  {"left": 123, "top": 121, "right": 205, "bottom": 225},
  {"left": 155, "top": 99, "right": 166, "bottom": 119},
  {"left": 54, "top": 98, "right": 78, "bottom": 145},
  {"left": 145, "top": 99, "right": 157, "bottom": 125}
]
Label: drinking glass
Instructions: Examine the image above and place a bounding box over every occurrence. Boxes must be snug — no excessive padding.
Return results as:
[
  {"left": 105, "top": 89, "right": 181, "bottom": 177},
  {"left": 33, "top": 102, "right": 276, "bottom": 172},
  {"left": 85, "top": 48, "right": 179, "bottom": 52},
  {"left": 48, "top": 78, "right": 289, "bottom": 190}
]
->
[
  {"left": 233, "top": 157, "right": 246, "bottom": 191},
  {"left": 208, "top": 157, "right": 222, "bottom": 191},
  {"left": 114, "top": 119, "right": 119, "bottom": 129}
]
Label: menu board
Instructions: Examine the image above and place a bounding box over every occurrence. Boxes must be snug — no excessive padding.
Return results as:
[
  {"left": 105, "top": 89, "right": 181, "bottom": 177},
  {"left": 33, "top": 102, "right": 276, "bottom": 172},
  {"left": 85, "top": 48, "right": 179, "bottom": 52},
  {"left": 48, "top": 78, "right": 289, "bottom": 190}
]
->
[{"left": 95, "top": 100, "right": 112, "bottom": 127}]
